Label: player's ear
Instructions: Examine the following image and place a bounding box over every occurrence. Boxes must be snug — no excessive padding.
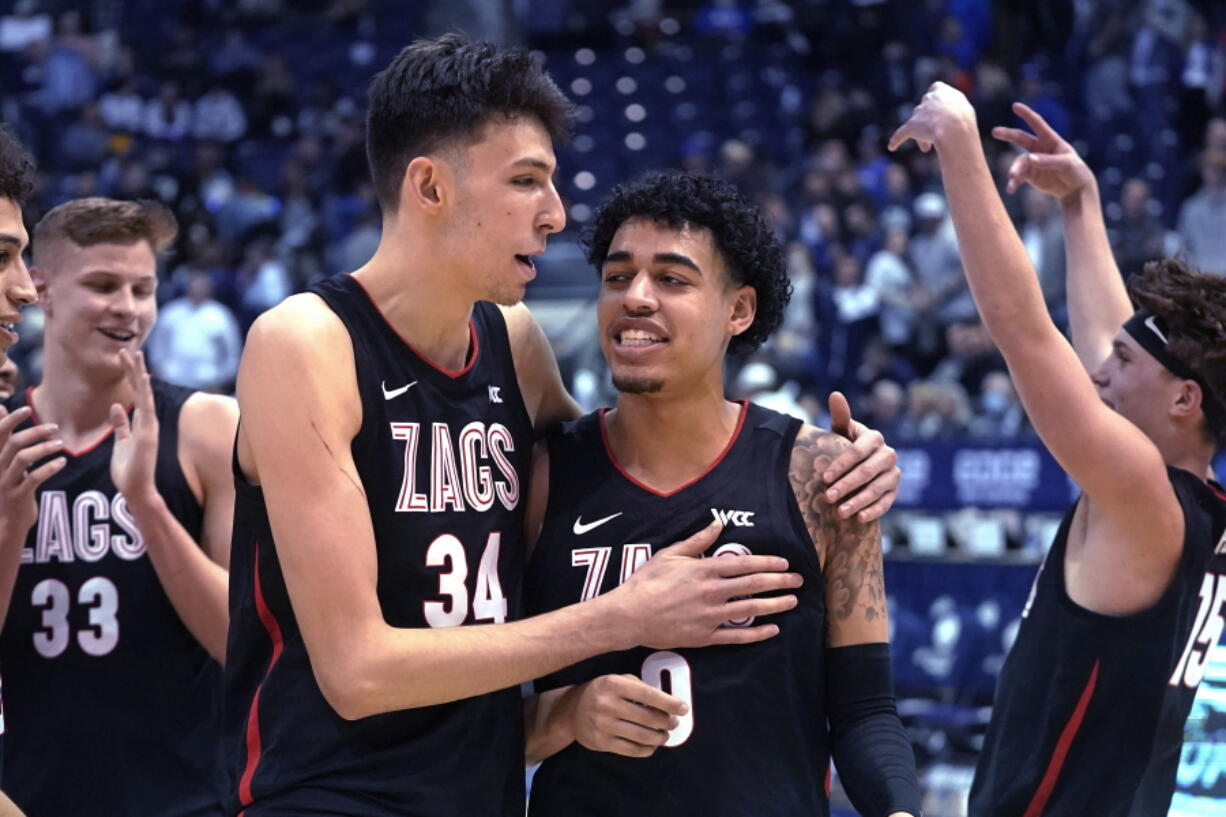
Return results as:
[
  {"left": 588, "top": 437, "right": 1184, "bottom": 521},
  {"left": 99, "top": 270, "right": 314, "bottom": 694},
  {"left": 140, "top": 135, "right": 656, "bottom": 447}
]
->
[
  {"left": 1173, "top": 379, "right": 1205, "bottom": 421},
  {"left": 403, "top": 156, "right": 446, "bottom": 212},
  {"left": 29, "top": 265, "right": 52, "bottom": 314},
  {"left": 727, "top": 284, "right": 756, "bottom": 339}
]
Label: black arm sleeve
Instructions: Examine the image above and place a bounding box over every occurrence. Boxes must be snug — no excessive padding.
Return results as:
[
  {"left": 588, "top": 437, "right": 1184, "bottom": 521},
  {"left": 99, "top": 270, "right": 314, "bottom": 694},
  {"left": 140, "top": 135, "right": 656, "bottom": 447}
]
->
[{"left": 826, "top": 642, "right": 922, "bottom": 817}]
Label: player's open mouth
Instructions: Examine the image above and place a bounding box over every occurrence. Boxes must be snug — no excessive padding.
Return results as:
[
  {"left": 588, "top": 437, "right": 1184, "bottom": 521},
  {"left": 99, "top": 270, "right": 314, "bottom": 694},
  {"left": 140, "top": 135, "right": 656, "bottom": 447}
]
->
[
  {"left": 98, "top": 328, "right": 136, "bottom": 342},
  {"left": 616, "top": 329, "right": 667, "bottom": 348},
  {"left": 0, "top": 321, "right": 16, "bottom": 344},
  {"left": 514, "top": 254, "right": 536, "bottom": 273}
]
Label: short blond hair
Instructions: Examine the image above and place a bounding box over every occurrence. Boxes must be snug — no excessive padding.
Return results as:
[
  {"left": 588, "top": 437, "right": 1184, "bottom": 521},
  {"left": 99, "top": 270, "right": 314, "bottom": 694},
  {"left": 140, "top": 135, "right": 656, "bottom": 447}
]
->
[{"left": 33, "top": 197, "right": 177, "bottom": 265}]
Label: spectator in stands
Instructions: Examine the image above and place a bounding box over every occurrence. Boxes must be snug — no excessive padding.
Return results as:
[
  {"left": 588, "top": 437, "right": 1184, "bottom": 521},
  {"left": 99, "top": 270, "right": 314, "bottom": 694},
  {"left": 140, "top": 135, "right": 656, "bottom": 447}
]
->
[
  {"left": 910, "top": 192, "right": 974, "bottom": 331},
  {"left": 865, "top": 227, "right": 917, "bottom": 347},
  {"left": 144, "top": 80, "right": 192, "bottom": 142},
  {"left": 1176, "top": 148, "right": 1226, "bottom": 274},
  {"left": 969, "top": 370, "right": 1027, "bottom": 439},
  {"left": 866, "top": 378, "right": 906, "bottom": 439},
  {"left": 57, "top": 101, "right": 109, "bottom": 173},
  {"left": 816, "top": 248, "right": 879, "bottom": 396},
  {"left": 98, "top": 77, "right": 145, "bottom": 134},
  {"left": 193, "top": 83, "right": 248, "bottom": 143},
  {"left": 149, "top": 270, "right": 242, "bottom": 393},
  {"left": 1109, "top": 178, "right": 1167, "bottom": 280},
  {"left": 1018, "top": 186, "right": 1065, "bottom": 320}
]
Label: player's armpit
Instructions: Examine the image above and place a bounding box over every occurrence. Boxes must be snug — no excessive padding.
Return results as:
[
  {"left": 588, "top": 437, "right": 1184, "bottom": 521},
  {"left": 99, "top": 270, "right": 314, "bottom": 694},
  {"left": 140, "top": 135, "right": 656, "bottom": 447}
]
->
[
  {"left": 501, "top": 303, "right": 581, "bottom": 429},
  {"left": 789, "top": 425, "right": 888, "bottom": 646}
]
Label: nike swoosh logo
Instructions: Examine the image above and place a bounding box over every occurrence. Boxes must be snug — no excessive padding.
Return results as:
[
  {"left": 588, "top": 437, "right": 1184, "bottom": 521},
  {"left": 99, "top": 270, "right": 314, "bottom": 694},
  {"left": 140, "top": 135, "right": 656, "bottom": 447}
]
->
[
  {"left": 573, "top": 512, "right": 623, "bottom": 535},
  {"left": 1144, "top": 315, "right": 1169, "bottom": 345},
  {"left": 382, "top": 380, "right": 417, "bottom": 400}
]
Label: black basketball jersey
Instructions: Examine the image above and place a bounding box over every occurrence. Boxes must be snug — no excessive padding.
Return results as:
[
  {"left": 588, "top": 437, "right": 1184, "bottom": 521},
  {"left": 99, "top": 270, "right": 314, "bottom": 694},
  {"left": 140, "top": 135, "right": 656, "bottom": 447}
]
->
[
  {"left": 970, "top": 466, "right": 1226, "bottom": 817},
  {"left": 524, "top": 402, "right": 831, "bottom": 817},
  {"left": 224, "top": 273, "right": 534, "bottom": 816},
  {"left": 0, "top": 380, "right": 224, "bottom": 817}
]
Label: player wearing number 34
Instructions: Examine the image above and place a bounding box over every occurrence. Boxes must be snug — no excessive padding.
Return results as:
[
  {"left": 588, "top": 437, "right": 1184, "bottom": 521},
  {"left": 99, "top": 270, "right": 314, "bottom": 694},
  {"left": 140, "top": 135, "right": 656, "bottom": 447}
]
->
[
  {"left": 889, "top": 83, "right": 1226, "bottom": 817},
  {"left": 523, "top": 173, "right": 921, "bottom": 817}
]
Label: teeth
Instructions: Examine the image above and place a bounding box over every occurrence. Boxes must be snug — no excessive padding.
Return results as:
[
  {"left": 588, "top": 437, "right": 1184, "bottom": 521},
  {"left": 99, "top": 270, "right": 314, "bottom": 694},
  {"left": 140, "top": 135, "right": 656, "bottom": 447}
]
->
[
  {"left": 619, "top": 329, "right": 664, "bottom": 345},
  {"left": 0, "top": 323, "right": 12, "bottom": 331}
]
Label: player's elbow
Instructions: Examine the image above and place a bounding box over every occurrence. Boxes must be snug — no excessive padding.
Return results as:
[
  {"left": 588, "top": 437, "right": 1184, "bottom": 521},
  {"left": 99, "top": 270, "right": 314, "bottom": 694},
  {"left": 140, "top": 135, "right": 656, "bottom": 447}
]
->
[{"left": 314, "top": 650, "right": 384, "bottom": 721}]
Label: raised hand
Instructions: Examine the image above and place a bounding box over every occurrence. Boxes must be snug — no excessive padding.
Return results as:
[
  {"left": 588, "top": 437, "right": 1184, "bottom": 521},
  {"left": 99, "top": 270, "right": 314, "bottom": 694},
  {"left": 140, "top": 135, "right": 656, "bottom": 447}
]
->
[
  {"left": 823, "top": 391, "right": 899, "bottom": 523},
  {"left": 991, "top": 101, "right": 1094, "bottom": 200},
  {"left": 612, "top": 521, "right": 802, "bottom": 650},
  {"left": 0, "top": 405, "right": 65, "bottom": 542},
  {"left": 564, "top": 674, "right": 687, "bottom": 758},
  {"left": 110, "top": 349, "right": 159, "bottom": 503},
  {"left": 888, "top": 81, "right": 977, "bottom": 154}
]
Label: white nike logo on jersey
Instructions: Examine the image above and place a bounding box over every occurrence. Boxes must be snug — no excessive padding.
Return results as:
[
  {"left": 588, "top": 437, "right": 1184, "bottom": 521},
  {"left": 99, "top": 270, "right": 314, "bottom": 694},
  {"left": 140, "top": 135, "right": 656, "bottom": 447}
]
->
[
  {"left": 573, "top": 512, "right": 623, "bottom": 535},
  {"left": 382, "top": 380, "right": 417, "bottom": 400}
]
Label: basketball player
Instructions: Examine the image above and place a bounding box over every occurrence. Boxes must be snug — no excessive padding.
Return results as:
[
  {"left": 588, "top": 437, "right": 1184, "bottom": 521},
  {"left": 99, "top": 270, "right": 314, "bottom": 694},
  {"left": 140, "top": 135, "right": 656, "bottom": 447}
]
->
[
  {"left": 224, "top": 36, "right": 901, "bottom": 816},
  {"left": 0, "top": 125, "right": 41, "bottom": 817},
  {"left": 890, "top": 84, "right": 1226, "bottom": 817},
  {"left": 522, "top": 172, "right": 920, "bottom": 817},
  {"left": 0, "top": 198, "right": 236, "bottom": 816}
]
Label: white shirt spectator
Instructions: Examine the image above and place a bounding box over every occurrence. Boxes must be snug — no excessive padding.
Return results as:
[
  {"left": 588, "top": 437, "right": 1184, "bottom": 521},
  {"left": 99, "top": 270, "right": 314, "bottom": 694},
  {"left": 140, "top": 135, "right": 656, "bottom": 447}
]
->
[
  {"left": 150, "top": 289, "right": 242, "bottom": 391},
  {"left": 193, "top": 88, "right": 248, "bottom": 142}
]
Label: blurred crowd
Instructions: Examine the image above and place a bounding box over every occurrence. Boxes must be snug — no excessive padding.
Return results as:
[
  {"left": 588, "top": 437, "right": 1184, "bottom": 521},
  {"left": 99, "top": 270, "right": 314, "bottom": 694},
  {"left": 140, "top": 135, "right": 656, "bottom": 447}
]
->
[{"left": 2, "top": 0, "right": 1225, "bottom": 442}]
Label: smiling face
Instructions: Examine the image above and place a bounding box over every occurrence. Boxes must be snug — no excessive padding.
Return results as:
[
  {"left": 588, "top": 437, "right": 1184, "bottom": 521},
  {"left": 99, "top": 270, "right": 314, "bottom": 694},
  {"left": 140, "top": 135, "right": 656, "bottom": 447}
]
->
[
  {"left": 597, "top": 218, "right": 755, "bottom": 396},
  {"left": 0, "top": 197, "right": 34, "bottom": 362},
  {"left": 437, "top": 116, "right": 565, "bottom": 306},
  {"left": 34, "top": 238, "right": 158, "bottom": 378}
]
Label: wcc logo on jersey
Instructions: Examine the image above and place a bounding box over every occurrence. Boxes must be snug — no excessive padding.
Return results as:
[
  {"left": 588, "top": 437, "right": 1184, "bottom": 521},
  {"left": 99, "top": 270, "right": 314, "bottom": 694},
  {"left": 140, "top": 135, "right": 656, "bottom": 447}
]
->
[{"left": 711, "top": 508, "right": 755, "bottom": 527}]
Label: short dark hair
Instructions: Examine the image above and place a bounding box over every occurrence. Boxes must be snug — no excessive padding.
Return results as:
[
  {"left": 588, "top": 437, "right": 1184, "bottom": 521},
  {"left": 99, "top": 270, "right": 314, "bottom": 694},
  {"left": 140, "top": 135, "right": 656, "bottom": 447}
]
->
[
  {"left": 0, "top": 126, "right": 36, "bottom": 206},
  {"left": 1129, "top": 257, "right": 1226, "bottom": 447},
  {"left": 583, "top": 171, "right": 791, "bottom": 356},
  {"left": 33, "top": 198, "right": 178, "bottom": 264},
  {"left": 365, "top": 33, "right": 573, "bottom": 210}
]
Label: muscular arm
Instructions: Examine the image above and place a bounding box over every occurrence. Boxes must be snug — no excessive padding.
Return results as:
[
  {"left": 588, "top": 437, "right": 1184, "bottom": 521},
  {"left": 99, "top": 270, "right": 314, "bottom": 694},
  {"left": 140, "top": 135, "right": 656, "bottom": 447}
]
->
[
  {"left": 791, "top": 426, "right": 918, "bottom": 817},
  {"left": 890, "top": 85, "right": 1181, "bottom": 583},
  {"left": 239, "top": 296, "right": 799, "bottom": 721}
]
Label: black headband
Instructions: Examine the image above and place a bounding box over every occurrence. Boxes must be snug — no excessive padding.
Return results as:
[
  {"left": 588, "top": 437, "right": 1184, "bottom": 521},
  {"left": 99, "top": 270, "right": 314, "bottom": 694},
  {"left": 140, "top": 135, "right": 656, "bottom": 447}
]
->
[{"left": 1122, "top": 310, "right": 1226, "bottom": 439}]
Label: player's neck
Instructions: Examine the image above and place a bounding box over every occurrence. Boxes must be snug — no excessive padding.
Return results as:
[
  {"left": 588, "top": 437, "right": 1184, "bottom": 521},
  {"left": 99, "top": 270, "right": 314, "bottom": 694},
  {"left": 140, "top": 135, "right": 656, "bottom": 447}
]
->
[
  {"left": 32, "top": 354, "right": 133, "bottom": 448},
  {"left": 1155, "top": 430, "right": 1214, "bottom": 484},
  {"left": 605, "top": 387, "right": 744, "bottom": 493},
  {"left": 353, "top": 232, "right": 477, "bottom": 373}
]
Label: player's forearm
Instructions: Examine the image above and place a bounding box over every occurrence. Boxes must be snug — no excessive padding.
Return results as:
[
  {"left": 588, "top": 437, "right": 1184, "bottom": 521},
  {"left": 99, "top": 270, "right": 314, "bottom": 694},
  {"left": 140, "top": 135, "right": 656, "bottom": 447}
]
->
[
  {"left": 1061, "top": 182, "right": 1133, "bottom": 371},
  {"left": 525, "top": 687, "right": 578, "bottom": 766},
  {"left": 934, "top": 123, "right": 1057, "bottom": 352},
  {"left": 322, "top": 592, "right": 634, "bottom": 719},
  {"left": 124, "top": 491, "right": 229, "bottom": 662}
]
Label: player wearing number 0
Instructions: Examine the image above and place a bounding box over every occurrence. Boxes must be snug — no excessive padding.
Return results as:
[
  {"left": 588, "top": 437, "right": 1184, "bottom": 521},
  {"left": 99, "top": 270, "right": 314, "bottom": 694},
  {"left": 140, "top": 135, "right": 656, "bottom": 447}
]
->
[
  {"left": 890, "top": 85, "right": 1226, "bottom": 817},
  {"left": 223, "top": 36, "right": 901, "bottom": 817},
  {"left": 0, "top": 198, "right": 236, "bottom": 816},
  {"left": 522, "top": 172, "right": 921, "bottom": 817}
]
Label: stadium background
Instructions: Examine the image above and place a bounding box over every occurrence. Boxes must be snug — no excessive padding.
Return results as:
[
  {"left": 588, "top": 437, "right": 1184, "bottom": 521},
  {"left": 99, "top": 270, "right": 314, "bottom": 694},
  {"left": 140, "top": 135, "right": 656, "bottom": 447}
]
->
[{"left": 2, "top": 0, "right": 1224, "bottom": 814}]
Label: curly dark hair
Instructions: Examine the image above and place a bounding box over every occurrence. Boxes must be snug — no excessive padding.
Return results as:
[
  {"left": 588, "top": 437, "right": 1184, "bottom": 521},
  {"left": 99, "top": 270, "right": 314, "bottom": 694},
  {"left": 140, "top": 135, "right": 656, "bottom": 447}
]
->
[
  {"left": 366, "top": 33, "right": 573, "bottom": 211},
  {"left": 582, "top": 171, "right": 791, "bottom": 356},
  {"left": 1129, "top": 257, "right": 1226, "bottom": 447},
  {"left": 0, "top": 126, "right": 36, "bottom": 206}
]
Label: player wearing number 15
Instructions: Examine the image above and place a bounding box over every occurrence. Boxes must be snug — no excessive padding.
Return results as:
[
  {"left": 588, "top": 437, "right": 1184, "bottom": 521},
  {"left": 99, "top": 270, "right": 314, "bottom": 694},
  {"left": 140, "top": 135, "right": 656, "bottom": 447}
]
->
[
  {"left": 889, "top": 84, "right": 1226, "bottom": 817},
  {"left": 522, "top": 173, "right": 921, "bottom": 817},
  {"left": 0, "top": 198, "right": 237, "bottom": 816}
]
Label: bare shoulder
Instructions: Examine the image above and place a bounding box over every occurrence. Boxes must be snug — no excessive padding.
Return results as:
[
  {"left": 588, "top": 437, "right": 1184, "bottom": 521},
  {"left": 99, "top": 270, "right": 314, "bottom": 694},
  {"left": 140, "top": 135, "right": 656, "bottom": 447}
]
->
[
  {"left": 497, "top": 302, "right": 538, "bottom": 342},
  {"left": 180, "top": 392, "right": 239, "bottom": 453},
  {"left": 247, "top": 292, "right": 346, "bottom": 350},
  {"left": 497, "top": 303, "right": 580, "bottom": 428}
]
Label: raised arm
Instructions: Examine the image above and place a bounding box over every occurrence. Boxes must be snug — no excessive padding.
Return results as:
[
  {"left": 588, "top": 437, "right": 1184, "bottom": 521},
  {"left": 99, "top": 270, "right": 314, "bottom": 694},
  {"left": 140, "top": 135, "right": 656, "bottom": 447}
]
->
[
  {"left": 992, "top": 102, "right": 1133, "bottom": 371},
  {"left": 889, "top": 84, "right": 1180, "bottom": 576},
  {"left": 238, "top": 296, "right": 802, "bottom": 720},
  {"left": 791, "top": 425, "right": 919, "bottom": 817},
  {"left": 109, "top": 350, "right": 231, "bottom": 662}
]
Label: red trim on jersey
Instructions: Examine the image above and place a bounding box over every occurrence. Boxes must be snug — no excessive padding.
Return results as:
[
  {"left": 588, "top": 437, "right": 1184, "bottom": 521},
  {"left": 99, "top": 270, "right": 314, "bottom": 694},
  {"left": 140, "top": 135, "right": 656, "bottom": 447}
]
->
[
  {"left": 349, "top": 275, "right": 479, "bottom": 378},
  {"left": 237, "top": 543, "right": 286, "bottom": 809},
  {"left": 1210, "top": 482, "right": 1226, "bottom": 503},
  {"left": 1022, "top": 659, "right": 1100, "bottom": 817},
  {"left": 25, "top": 385, "right": 131, "bottom": 458},
  {"left": 824, "top": 762, "right": 832, "bottom": 798},
  {"left": 597, "top": 401, "right": 749, "bottom": 498}
]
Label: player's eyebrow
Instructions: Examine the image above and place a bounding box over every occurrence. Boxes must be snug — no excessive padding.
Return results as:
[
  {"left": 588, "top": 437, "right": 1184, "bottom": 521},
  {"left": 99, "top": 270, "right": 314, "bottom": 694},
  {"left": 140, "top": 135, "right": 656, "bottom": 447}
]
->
[
  {"left": 511, "top": 157, "right": 555, "bottom": 174},
  {"left": 0, "top": 233, "right": 25, "bottom": 250},
  {"left": 603, "top": 250, "right": 701, "bottom": 273}
]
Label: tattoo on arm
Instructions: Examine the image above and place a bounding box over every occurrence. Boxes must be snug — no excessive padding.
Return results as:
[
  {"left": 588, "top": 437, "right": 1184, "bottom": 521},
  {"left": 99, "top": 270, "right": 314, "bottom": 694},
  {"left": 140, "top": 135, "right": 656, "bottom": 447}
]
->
[{"left": 789, "top": 426, "right": 886, "bottom": 630}]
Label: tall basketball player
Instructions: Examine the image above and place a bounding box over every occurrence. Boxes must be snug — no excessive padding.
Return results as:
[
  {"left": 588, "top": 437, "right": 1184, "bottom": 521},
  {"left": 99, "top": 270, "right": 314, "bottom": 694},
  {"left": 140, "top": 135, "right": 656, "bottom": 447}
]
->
[
  {"left": 890, "top": 83, "right": 1226, "bottom": 817},
  {"left": 0, "top": 198, "right": 235, "bottom": 816},
  {"left": 224, "top": 35, "right": 900, "bottom": 816},
  {"left": 0, "top": 125, "right": 42, "bottom": 817},
  {"left": 523, "top": 172, "right": 920, "bottom": 817}
]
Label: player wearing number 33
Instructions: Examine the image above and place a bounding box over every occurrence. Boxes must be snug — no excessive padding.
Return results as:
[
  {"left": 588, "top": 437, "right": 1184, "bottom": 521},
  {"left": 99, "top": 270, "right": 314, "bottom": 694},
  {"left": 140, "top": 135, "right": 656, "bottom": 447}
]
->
[
  {"left": 0, "top": 198, "right": 237, "bottom": 816},
  {"left": 523, "top": 172, "right": 921, "bottom": 817},
  {"left": 889, "top": 83, "right": 1226, "bottom": 817}
]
